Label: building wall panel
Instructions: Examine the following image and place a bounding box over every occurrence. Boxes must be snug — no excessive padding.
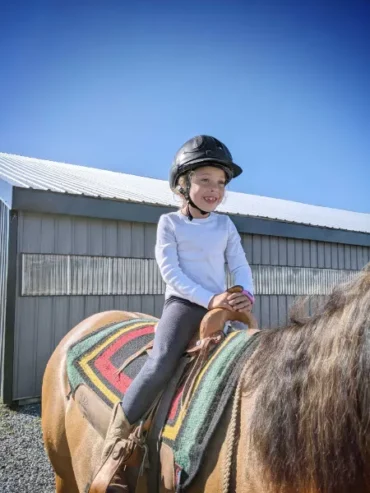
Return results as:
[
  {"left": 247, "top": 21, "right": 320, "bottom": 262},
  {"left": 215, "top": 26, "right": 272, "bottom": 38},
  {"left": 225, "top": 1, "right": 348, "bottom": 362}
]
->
[
  {"left": 131, "top": 223, "right": 145, "bottom": 258},
  {"left": 104, "top": 220, "right": 119, "bottom": 257},
  {"left": 260, "top": 296, "right": 270, "bottom": 328},
  {"left": 13, "top": 297, "right": 37, "bottom": 399},
  {"left": 317, "top": 242, "right": 325, "bottom": 268},
  {"left": 252, "top": 235, "right": 262, "bottom": 264},
  {"left": 310, "top": 240, "right": 318, "bottom": 268},
  {"left": 242, "top": 234, "right": 253, "bottom": 261},
  {"left": 73, "top": 218, "right": 88, "bottom": 255},
  {"left": 0, "top": 200, "right": 9, "bottom": 389},
  {"left": 13, "top": 209, "right": 167, "bottom": 397},
  {"left": 270, "top": 237, "right": 279, "bottom": 265},
  {"left": 344, "top": 245, "right": 352, "bottom": 270},
  {"left": 286, "top": 239, "right": 294, "bottom": 266},
  {"left": 331, "top": 244, "right": 338, "bottom": 269},
  {"left": 261, "top": 236, "right": 270, "bottom": 265},
  {"left": 302, "top": 240, "right": 310, "bottom": 267},
  {"left": 277, "top": 238, "right": 286, "bottom": 265},
  {"left": 277, "top": 296, "right": 287, "bottom": 326},
  {"left": 252, "top": 296, "right": 261, "bottom": 325},
  {"left": 34, "top": 297, "right": 54, "bottom": 396},
  {"left": 295, "top": 239, "right": 303, "bottom": 267},
  {"left": 54, "top": 297, "right": 70, "bottom": 346},
  {"left": 57, "top": 216, "right": 73, "bottom": 254},
  {"left": 269, "top": 295, "right": 279, "bottom": 327},
  {"left": 337, "top": 244, "right": 344, "bottom": 268}
]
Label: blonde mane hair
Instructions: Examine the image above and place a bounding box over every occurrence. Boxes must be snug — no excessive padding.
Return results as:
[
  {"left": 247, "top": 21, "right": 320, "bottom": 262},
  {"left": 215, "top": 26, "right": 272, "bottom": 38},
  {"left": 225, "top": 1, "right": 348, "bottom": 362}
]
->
[{"left": 244, "top": 263, "right": 370, "bottom": 493}]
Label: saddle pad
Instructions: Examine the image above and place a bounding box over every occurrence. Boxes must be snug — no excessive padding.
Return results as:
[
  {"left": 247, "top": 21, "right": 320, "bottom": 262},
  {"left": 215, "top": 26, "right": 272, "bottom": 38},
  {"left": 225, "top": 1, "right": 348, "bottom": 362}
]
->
[
  {"left": 161, "top": 330, "right": 260, "bottom": 490},
  {"left": 67, "top": 316, "right": 259, "bottom": 490},
  {"left": 67, "top": 318, "right": 156, "bottom": 407}
]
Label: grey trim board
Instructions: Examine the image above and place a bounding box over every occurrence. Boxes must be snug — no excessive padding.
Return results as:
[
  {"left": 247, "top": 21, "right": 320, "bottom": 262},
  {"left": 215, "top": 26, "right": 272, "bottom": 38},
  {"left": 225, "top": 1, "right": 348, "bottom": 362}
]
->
[
  {"left": 12, "top": 188, "right": 370, "bottom": 247},
  {"left": 0, "top": 179, "right": 13, "bottom": 209},
  {"left": 1, "top": 210, "right": 17, "bottom": 404}
]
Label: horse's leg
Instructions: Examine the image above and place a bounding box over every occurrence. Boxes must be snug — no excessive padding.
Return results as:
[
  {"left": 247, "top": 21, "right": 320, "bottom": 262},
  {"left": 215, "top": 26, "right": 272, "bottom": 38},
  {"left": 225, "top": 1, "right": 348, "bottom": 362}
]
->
[
  {"left": 55, "top": 470, "right": 79, "bottom": 493},
  {"left": 42, "top": 346, "right": 81, "bottom": 492},
  {"left": 65, "top": 402, "right": 104, "bottom": 493},
  {"left": 43, "top": 409, "right": 79, "bottom": 492}
]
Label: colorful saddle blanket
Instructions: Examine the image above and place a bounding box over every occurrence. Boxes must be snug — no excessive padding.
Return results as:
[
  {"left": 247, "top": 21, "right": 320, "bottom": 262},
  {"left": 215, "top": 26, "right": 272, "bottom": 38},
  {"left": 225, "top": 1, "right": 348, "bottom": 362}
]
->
[
  {"left": 66, "top": 317, "right": 259, "bottom": 490},
  {"left": 67, "top": 318, "right": 156, "bottom": 407},
  {"left": 162, "top": 329, "right": 259, "bottom": 489}
]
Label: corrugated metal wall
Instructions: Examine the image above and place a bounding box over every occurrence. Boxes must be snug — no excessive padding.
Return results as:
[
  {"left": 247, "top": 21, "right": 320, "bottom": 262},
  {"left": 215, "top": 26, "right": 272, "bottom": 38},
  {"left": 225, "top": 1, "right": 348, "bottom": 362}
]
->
[
  {"left": 13, "top": 212, "right": 162, "bottom": 399},
  {"left": 0, "top": 199, "right": 9, "bottom": 390},
  {"left": 241, "top": 234, "right": 370, "bottom": 328},
  {"left": 13, "top": 211, "right": 370, "bottom": 400}
]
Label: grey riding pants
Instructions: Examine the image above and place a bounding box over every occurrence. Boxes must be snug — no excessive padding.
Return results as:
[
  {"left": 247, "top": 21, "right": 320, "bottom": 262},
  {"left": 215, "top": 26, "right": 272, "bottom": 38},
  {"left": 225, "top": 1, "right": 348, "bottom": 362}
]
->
[{"left": 121, "top": 296, "right": 207, "bottom": 424}]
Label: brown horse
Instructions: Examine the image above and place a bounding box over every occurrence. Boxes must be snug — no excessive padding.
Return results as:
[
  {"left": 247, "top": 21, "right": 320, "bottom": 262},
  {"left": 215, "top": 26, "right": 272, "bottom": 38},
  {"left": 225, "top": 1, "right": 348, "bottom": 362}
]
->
[{"left": 42, "top": 263, "right": 370, "bottom": 493}]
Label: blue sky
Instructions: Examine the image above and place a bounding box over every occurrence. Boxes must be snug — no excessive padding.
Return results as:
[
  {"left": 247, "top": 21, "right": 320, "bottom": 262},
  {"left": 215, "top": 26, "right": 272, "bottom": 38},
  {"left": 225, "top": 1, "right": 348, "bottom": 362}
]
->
[{"left": 1, "top": 0, "right": 369, "bottom": 213}]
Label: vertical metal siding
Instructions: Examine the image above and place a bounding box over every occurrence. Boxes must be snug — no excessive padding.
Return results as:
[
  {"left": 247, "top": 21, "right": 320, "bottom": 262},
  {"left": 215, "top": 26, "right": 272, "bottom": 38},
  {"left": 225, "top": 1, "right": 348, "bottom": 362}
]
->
[
  {"left": 0, "top": 200, "right": 9, "bottom": 389},
  {"left": 241, "top": 234, "right": 370, "bottom": 271},
  {"left": 13, "top": 212, "right": 161, "bottom": 399},
  {"left": 240, "top": 233, "right": 370, "bottom": 328}
]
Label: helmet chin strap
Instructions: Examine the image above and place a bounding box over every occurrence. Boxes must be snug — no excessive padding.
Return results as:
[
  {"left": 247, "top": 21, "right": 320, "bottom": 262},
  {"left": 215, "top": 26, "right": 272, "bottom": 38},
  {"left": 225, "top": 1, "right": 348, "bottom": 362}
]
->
[
  {"left": 178, "top": 185, "right": 209, "bottom": 221},
  {"left": 186, "top": 196, "right": 209, "bottom": 221}
]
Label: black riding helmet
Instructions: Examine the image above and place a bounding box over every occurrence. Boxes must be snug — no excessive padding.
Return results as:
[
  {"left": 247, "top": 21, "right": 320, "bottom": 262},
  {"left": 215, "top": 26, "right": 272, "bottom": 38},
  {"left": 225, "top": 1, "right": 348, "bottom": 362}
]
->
[
  {"left": 169, "top": 135, "right": 243, "bottom": 220},
  {"left": 169, "top": 135, "right": 243, "bottom": 190}
]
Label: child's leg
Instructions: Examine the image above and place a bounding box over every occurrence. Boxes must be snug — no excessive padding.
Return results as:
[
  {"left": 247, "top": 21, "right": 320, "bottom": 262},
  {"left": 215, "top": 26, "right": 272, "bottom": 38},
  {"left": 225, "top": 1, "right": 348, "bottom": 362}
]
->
[{"left": 122, "top": 297, "right": 207, "bottom": 424}]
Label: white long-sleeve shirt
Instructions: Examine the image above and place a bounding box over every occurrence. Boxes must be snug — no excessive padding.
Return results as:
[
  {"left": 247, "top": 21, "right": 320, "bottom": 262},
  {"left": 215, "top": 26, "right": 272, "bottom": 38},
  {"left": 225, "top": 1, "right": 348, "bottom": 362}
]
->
[{"left": 155, "top": 211, "right": 254, "bottom": 308}]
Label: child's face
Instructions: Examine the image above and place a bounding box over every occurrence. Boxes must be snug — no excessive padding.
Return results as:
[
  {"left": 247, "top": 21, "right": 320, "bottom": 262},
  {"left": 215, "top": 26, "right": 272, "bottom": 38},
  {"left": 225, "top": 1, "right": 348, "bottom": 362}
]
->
[{"left": 189, "top": 166, "right": 227, "bottom": 213}]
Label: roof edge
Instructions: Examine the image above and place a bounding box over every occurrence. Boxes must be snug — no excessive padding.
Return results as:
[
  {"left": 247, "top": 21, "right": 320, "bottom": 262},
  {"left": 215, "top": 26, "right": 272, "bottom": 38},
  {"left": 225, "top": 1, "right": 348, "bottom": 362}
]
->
[{"left": 11, "top": 187, "right": 370, "bottom": 247}]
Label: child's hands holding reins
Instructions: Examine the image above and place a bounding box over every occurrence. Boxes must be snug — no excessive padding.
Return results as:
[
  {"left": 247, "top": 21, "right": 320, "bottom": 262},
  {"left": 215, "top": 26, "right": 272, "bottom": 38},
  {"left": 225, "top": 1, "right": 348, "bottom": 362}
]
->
[
  {"left": 208, "top": 291, "right": 253, "bottom": 313},
  {"left": 227, "top": 291, "right": 253, "bottom": 313},
  {"left": 208, "top": 292, "right": 234, "bottom": 311}
]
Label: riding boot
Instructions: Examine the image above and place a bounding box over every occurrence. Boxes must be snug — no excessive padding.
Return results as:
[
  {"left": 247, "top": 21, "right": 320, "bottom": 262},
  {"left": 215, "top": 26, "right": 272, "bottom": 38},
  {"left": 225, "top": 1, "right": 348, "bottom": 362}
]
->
[{"left": 89, "top": 402, "right": 135, "bottom": 493}]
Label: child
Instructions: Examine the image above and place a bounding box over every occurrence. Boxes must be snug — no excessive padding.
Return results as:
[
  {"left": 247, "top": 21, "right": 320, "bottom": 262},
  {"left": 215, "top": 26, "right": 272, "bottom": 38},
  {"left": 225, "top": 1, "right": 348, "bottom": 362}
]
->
[{"left": 94, "top": 135, "right": 255, "bottom": 487}]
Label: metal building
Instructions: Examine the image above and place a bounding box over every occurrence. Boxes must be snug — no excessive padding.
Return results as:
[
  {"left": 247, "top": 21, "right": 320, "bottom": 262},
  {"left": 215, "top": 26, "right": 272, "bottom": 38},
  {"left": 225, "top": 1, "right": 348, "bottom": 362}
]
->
[{"left": 0, "top": 152, "right": 369, "bottom": 404}]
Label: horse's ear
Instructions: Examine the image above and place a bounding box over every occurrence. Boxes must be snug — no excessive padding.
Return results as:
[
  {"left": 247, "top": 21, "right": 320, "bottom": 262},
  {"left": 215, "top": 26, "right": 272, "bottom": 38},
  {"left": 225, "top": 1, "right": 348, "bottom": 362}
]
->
[{"left": 362, "top": 262, "right": 370, "bottom": 272}]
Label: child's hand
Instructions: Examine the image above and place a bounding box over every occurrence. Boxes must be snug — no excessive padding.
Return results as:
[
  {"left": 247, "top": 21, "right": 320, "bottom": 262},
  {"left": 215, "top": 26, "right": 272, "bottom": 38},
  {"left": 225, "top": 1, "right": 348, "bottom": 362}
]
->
[
  {"left": 227, "top": 292, "right": 253, "bottom": 313},
  {"left": 208, "top": 292, "right": 234, "bottom": 311}
]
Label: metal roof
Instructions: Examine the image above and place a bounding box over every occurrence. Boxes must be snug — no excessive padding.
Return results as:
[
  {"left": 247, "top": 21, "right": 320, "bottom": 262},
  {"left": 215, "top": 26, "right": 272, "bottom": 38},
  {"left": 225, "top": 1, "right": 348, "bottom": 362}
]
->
[{"left": 0, "top": 152, "right": 369, "bottom": 234}]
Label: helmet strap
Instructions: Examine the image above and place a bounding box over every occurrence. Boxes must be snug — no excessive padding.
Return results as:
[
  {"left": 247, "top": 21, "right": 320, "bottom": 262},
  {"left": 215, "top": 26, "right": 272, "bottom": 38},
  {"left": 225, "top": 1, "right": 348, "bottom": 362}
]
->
[{"left": 185, "top": 197, "right": 209, "bottom": 221}]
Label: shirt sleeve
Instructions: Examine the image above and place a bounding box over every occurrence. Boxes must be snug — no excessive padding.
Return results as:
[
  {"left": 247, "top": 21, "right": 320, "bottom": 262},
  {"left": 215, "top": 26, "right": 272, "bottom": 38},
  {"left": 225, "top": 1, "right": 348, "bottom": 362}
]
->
[
  {"left": 155, "top": 215, "right": 216, "bottom": 308},
  {"left": 225, "top": 217, "right": 254, "bottom": 296}
]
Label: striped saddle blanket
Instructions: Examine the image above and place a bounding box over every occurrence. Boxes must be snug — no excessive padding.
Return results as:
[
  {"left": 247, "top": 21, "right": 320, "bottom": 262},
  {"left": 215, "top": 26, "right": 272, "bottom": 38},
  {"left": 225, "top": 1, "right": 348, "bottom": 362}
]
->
[{"left": 67, "top": 317, "right": 258, "bottom": 490}]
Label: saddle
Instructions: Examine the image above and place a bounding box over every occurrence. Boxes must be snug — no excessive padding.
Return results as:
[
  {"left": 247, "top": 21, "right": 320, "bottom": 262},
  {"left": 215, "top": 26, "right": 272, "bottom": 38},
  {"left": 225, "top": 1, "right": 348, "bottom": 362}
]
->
[{"left": 72, "top": 286, "right": 259, "bottom": 492}]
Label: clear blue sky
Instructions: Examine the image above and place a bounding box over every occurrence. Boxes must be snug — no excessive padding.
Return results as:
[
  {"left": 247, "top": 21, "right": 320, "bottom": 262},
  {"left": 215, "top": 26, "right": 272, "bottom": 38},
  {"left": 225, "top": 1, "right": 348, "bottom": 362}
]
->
[{"left": 1, "top": 0, "right": 369, "bottom": 213}]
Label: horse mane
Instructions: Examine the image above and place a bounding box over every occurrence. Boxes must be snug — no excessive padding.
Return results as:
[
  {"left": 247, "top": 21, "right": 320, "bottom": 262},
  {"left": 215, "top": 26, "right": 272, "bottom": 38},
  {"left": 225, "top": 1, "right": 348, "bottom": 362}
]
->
[{"left": 244, "top": 262, "right": 370, "bottom": 493}]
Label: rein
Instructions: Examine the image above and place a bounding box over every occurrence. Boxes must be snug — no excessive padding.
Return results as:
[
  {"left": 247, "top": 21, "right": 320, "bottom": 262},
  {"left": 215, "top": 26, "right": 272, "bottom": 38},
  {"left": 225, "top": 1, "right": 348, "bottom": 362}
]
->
[{"left": 222, "top": 332, "right": 260, "bottom": 493}]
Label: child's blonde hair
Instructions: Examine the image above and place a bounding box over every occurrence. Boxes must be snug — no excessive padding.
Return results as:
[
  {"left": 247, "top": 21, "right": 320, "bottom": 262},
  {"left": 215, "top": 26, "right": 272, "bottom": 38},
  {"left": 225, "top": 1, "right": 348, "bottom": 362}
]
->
[{"left": 172, "top": 172, "right": 192, "bottom": 206}]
